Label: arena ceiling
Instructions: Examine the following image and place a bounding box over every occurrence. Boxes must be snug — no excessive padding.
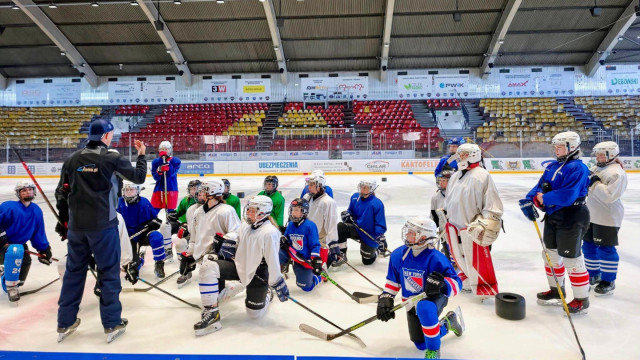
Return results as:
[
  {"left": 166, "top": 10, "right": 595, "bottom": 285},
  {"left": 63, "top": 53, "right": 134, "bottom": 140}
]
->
[{"left": 0, "top": 0, "right": 640, "bottom": 83}]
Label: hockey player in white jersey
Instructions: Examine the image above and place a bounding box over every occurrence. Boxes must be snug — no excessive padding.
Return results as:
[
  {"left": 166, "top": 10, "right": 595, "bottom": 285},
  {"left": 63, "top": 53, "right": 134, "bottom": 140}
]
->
[
  {"left": 178, "top": 179, "right": 241, "bottom": 292},
  {"left": 443, "top": 143, "right": 503, "bottom": 298},
  {"left": 430, "top": 170, "right": 453, "bottom": 229},
  {"left": 174, "top": 182, "right": 207, "bottom": 286},
  {"left": 302, "top": 172, "right": 339, "bottom": 268},
  {"left": 193, "top": 195, "right": 289, "bottom": 336},
  {"left": 583, "top": 141, "right": 627, "bottom": 296}
]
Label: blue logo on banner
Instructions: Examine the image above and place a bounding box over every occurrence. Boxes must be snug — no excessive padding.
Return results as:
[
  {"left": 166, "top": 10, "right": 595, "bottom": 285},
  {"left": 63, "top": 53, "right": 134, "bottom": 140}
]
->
[
  {"left": 181, "top": 162, "right": 214, "bottom": 175},
  {"left": 258, "top": 161, "right": 298, "bottom": 169}
]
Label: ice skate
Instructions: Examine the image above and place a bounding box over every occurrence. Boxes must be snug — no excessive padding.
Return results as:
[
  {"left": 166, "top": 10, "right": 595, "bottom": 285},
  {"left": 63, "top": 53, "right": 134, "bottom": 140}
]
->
[
  {"left": 594, "top": 281, "right": 615, "bottom": 296},
  {"left": 177, "top": 272, "right": 192, "bottom": 288},
  {"left": 589, "top": 273, "right": 601, "bottom": 286},
  {"left": 440, "top": 306, "right": 465, "bottom": 337},
  {"left": 194, "top": 306, "right": 222, "bottom": 336},
  {"left": 6, "top": 285, "right": 20, "bottom": 304},
  {"left": 537, "top": 287, "right": 564, "bottom": 306},
  {"left": 57, "top": 318, "right": 81, "bottom": 343},
  {"left": 424, "top": 349, "right": 440, "bottom": 359},
  {"left": 219, "top": 282, "right": 245, "bottom": 303},
  {"left": 165, "top": 247, "right": 174, "bottom": 264},
  {"left": 566, "top": 298, "right": 589, "bottom": 315},
  {"left": 105, "top": 318, "right": 128, "bottom": 343},
  {"left": 154, "top": 261, "right": 165, "bottom": 278}
]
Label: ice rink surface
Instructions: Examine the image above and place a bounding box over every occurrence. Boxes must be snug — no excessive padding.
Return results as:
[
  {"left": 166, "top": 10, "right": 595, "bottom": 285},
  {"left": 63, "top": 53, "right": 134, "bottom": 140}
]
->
[{"left": 1, "top": 172, "right": 639, "bottom": 360}]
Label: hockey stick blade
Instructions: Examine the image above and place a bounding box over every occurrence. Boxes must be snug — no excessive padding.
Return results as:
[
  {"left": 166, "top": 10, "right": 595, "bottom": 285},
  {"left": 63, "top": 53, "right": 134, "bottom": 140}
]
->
[
  {"left": 21, "top": 278, "right": 60, "bottom": 296},
  {"left": 299, "top": 323, "right": 329, "bottom": 341},
  {"left": 352, "top": 292, "right": 378, "bottom": 304}
]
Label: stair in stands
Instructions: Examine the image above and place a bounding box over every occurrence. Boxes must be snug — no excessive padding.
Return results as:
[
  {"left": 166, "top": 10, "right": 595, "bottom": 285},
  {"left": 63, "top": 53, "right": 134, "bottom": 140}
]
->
[
  {"left": 410, "top": 101, "right": 437, "bottom": 128},
  {"left": 256, "top": 102, "right": 284, "bottom": 151},
  {"left": 462, "top": 100, "right": 485, "bottom": 129}
]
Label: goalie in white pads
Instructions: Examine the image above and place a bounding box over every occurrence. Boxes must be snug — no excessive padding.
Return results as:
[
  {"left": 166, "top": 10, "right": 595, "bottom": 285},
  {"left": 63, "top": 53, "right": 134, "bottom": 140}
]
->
[
  {"left": 443, "top": 143, "right": 503, "bottom": 298},
  {"left": 194, "top": 195, "right": 289, "bottom": 336}
]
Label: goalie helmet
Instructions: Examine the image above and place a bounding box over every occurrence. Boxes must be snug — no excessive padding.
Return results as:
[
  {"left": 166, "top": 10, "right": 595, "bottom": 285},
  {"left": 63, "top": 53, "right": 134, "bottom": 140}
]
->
[
  {"left": 289, "top": 198, "right": 309, "bottom": 224},
  {"left": 158, "top": 141, "right": 173, "bottom": 157},
  {"left": 552, "top": 131, "right": 580, "bottom": 161},
  {"left": 187, "top": 179, "right": 201, "bottom": 198},
  {"left": 122, "top": 180, "right": 142, "bottom": 204},
  {"left": 200, "top": 178, "right": 225, "bottom": 198},
  {"left": 401, "top": 216, "right": 438, "bottom": 249},
  {"left": 456, "top": 143, "right": 482, "bottom": 171},
  {"left": 593, "top": 141, "right": 619, "bottom": 167},
  {"left": 436, "top": 169, "right": 454, "bottom": 191},
  {"left": 243, "top": 195, "right": 273, "bottom": 227},
  {"left": 15, "top": 180, "right": 36, "bottom": 201},
  {"left": 358, "top": 179, "right": 378, "bottom": 196},
  {"left": 263, "top": 175, "right": 279, "bottom": 195}
]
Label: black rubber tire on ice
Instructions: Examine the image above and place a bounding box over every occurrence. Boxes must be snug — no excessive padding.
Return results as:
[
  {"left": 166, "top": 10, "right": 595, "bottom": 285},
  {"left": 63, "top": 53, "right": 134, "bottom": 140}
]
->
[
  {"left": 237, "top": 191, "right": 245, "bottom": 198},
  {"left": 381, "top": 177, "right": 387, "bottom": 182},
  {"left": 495, "top": 292, "right": 526, "bottom": 320}
]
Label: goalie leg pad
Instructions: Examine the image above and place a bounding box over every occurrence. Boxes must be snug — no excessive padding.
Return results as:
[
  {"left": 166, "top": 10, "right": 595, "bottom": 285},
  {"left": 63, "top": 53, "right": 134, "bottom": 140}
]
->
[{"left": 460, "top": 230, "right": 498, "bottom": 297}]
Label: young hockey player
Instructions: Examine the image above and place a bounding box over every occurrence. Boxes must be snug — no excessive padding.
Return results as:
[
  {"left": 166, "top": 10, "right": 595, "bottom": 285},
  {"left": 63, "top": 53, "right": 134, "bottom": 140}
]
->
[
  {"left": 168, "top": 179, "right": 201, "bottom": 234},
  {"left": 430, "top": 170, "right": 453, "bottom": 228},
  {"left": 151, "top": 141, "right": 181, "bottom": 212},
  {"left": 434, "top": 137, "right": 465, "bottom": 178},
  {"left": 193, "top": 195, "right": 289, "bottom": 336},
  {"left": 377, "top": 216, "right": 464, "bottom": 359},
  {"left": 279, "top": 198, "right": 322, "bottom": 291},
  {"left": 257, "top": 176, "right": 285, "bottom": 230},
  {"left": 300, "top": 170, "right": 334, "bottom": 198},
  {"left": 178, "top": 179, "right": 241, "bottom": 293},
  {"left": 520, "top": 131, "right": 591, "bottom": 314},
  {"left": 336, "top": 179, "right": 387, "bottom": 266},
  {"left": 0, "top": 180, "right": 52, "bottom": 303},
  {"left": 582, "top": 141, "right": 627, "bottom": 296},
  {"left": 222, "top": 179, "right": 242, "bottom": 219},
  {"left": 117, "top": 181, "right": 170, "bottom": 278},
  {"left": 174, "top": 182, "right": 207, "bottom": 287},
  {"left": 303, "top": 172, "right": 339, "bottom": 267},
  {"left": 443, "top": 143, "right": 503, "bottom": 298}
]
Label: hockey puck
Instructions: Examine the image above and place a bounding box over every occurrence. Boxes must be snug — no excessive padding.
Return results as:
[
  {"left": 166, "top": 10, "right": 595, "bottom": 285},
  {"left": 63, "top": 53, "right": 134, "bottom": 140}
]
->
[
  {"left": 381, "top": 177, "right": 387, "bottom": 182},
  {"left": 237, "top": 191, "right": 245, "bottom": 199},
  {"left": 495, "top": 292, "right": 526, "bottom": 320}
]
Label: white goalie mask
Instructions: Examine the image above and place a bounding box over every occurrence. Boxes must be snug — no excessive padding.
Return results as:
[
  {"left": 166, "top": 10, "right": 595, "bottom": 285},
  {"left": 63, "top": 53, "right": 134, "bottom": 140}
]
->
[
  {"left": 592, "top": 141, "right": 619, "bottom": 167},
  {"left": 159, "top": 141, "right": 173, "bottom": 157},
  {"left": 402, "top": 216, "right": 438, "bottom": 249},
  {"left": 456, "top": 143, "right": 482, "bottom": 171},
  {"left": 243, "top": 195, "right": 273, "bottom": 228}
]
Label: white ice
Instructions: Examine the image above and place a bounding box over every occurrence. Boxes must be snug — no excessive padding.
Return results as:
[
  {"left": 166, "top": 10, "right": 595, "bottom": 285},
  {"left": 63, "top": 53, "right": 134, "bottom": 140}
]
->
[{"left": 1, "top": 172, "right": 639, "bottom": 360}]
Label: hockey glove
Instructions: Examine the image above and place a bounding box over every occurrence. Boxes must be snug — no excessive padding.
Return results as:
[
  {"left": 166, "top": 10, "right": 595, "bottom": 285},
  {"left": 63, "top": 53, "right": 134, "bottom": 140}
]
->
[
  {"left": 519, "top": 199, "right": 539, "bottom": 221},
  {"left": 167, "top": 212, "right": 179, "bottom": 224},
  {"left": 177, "top": 223, "right": 189, "bottom": 239},
  {"left": 376, "top": 235, "right": 388, "bottom": 255},
  {"left": 219, "top": 235, "right": 238, "bottom": 261},
  {"left": 589, "top": 175, "right": 601, "bottom": 188},
  {"left": 37, "top": 246, "right": 53, "bottom": 266},
  {"left": 55, "top": 221, "right": 68, "bottom": 241},
  {"left": 140, "top": 218, "right": 162, "bottom": 238},
  {"left": 213, "top": 232, "right": 225, "bottom": 254},
  {"left": 0, "top": 228, "right": 7, "bottom": 251},
  {"left": 159, "top": 151, "right": 168, "bottom": 159},
  {"left": 179, "top": 252, "right": 196, "bottom": 275},
  {"left": 123, "top": 261, "right": 139, "bottom": 285},
  {"left": 273, "top": 276, "right": 290, "bottom": 302},
  {"left": 425, "top": 271, "right": 446, "bottom": 299},
  {"left": 159, "top": 164, "right": 170, "bottom": 174},
  {"left": 311, "top": 256, "right": 323, "bottom": 276},
  {"left": 341, "top": 210, "right": 354, "bottom": 224},
  {"left": 280, "top": 235, "right": 289, "bottom": 252},
  {"left": 327, "top": 242, "right": 343, "bottom": 267},
  {"left": 376, "top": 292, "right": 395, "bottom": 322}
]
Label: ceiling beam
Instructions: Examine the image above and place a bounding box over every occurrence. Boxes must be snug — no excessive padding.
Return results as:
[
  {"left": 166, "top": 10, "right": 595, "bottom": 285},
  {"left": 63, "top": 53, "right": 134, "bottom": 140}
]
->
[
  {"left": 480, "top": 0, "right": 522, "bottom": 78},
  {"left": 585, "top": 1, "right": 638, "bottom": 77},
  {"left": 0, "top": 74, "right": 6, "bottom": 90},
  {"left": 12, "top": 0, "right": 98, "bottom": 87},
  {"left": 136, "top": 0, "right": 191, "bottom": 86},
  {"left": 262, "top": 0, "right": 287, "bottom": 84},
  {"left": 380, "top": 0, "right": 395, "bottom": 82}
]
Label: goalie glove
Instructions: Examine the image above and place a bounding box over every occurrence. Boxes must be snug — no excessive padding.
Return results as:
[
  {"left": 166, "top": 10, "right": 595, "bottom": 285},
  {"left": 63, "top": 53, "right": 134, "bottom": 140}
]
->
[{"left": 467, "top": 214, "right": 502, "bottom": 247}]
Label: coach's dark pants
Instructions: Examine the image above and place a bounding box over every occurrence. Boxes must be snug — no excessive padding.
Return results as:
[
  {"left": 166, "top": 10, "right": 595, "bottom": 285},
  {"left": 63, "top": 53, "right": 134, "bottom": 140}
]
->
[{"left": 58, "top": 226, "right": 122, "bottom": 329}]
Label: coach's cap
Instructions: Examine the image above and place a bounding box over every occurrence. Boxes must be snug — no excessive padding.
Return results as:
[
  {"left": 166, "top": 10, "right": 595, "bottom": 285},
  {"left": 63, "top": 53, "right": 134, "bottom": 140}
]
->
[{"left": 88, "top": 119, "right": 114, "bottom": 141}]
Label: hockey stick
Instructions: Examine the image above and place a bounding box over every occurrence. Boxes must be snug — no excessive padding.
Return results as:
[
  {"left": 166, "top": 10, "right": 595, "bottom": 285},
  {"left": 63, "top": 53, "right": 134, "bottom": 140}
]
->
[
  {"left": 26, "top": 250, "right": 59, "bottom": 262},
  {"left": 321, "top": 271, "right": 377, "bottom": 304},
  {"left": 345, "top": 262, "right": 384, "bottom": 292},
  {"left": 121, "top": 270, "right": 180, "bottom": 293},
  {"left": 288, "top": 295, "right": 366, "bottom": 348},
  {"left": 21, "top": 277, "right": 60, "bottom": 296},
  {"left": 137, "top": 277, "right": 201, "bottom": 310},
  {"left": 350, "top": 223, "right": 391, "bottom": 257},
  {"left": 300, "top": 292, "right": 427, "bottom": 342},
  {"left": 533, "top": 221, "right": 586, "bottom": 360}
]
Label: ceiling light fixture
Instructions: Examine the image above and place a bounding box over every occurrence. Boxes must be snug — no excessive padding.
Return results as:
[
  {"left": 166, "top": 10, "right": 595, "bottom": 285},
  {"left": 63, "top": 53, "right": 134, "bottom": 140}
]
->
[
  {"left": 130, "top": 1, "right": 139, "bottom": 6},
  {"left": 173, "top": 0, "right": 182, "bottom": 4},
  {"left": 91, "top": 1, "right": 99, "bottom": 7},
  {"left": 48, "top": 2, "right": 58, "bottom": 9},
  {"left": 11, "top": 4, "right": 19, "bottom": 10}
]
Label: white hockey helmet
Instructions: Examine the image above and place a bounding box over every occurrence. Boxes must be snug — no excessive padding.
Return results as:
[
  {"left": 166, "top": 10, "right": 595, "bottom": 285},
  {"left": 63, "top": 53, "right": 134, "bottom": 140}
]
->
[
  {"left": 244, "top": 195, "right": 273, "bottom": 227},
  {"left": 312, "top": 169, "right": 325, "bottom": 177},
  {"left": 358, "top": 179, "right": 378, "bottom": 196},
  {"left": 122, "top": 180, "right": 142, "bottom": 204},
  {"left": 552, "top": 131, "right": 580, "bottom": 161},
  {"left": 402, "top": 216, "right": 438, "bottom": 249},
  {"left": 15, "top": 180, "right": 36, "bottom": 200},
  {"left": 159, "top": 140, "right": 173, "bottom": 157},
  {"left": 592, "top": 141, "right": 619, "bottom": 167},
  {"left": 200, "top": 178, "right": 225, "bottom": 198},
  {"left": 308, "top": 172, "right": 326, "bottom": 189},
  {"left": 456, "top": 143, "right": 482, "bottom": 171}
]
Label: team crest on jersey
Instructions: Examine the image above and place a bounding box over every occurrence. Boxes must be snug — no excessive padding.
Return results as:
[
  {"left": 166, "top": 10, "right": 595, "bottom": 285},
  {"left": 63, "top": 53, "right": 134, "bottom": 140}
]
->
[
  {"left": 403, "top": 268, "right": 425, "bottom": 293},
  {"left": 15, "top": 259, "right": 22, "bottom": 267},
  {"left": 290, "top": 234, "right": 304, "bottom": 250}
]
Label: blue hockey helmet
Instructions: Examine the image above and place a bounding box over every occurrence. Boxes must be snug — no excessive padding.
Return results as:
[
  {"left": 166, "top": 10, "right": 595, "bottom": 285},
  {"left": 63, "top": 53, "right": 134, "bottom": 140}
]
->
[{"left": 448, "top": 137, "right": 466, "bottom": 146}]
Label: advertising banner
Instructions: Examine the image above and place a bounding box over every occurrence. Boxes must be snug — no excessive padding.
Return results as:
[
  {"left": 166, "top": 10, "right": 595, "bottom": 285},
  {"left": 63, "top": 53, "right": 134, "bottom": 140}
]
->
[
  {"left": 606, "top": 71, "right": 640, "bottom": 94},
  {"left": 202, "top": 79, "right": 236, "bottom": 102},
  {"left": 238, "top": 79, "right": 271, "bottom": 102},
  {"left": 16, "top": 83, "right": 48, "bottom": 105},
  {"left": 433, "top": 74, "right": 469, "bottom": 98},
  {"left": 49, "top": 82, "right": 82, "bottom": 105},
  {"left": 397, "top": 75, "right": 432, "bottom": 99},
  {"left": 499, "top": 73, "right": 537, "bottom": 97},
  {"left": 539, "top": 72, "right": 575, "bottom": 96},
  {"left": 108, "top": 81, "right": 142, "bottom": 104},
  {"left": 334, "top": 77, "right": 369, "bottom": 99},
  {"left": 142, "top": 81, "right": 176, "bottom": 103}
]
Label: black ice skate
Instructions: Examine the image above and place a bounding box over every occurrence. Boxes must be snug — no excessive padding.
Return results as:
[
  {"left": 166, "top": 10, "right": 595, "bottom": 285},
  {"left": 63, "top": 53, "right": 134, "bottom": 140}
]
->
[
  {"left": 6, "top": 285, "right": 20, "bottom": 304},
  {"left": 589, "top": 273, "right": 601, "bottom": 286},
  {"left": 177, "top": 272, "right": 192, "bottom": 288},
  {"left": 165, "top": 247, "right": 174, "bottom": 264},
  {"left": 536, "top": 287, "right": 564, "bottom": 306},
  {"left": 331, "top": 251, "right": 347, "bottom": 269},
  {"left": 105, "top": 318, "right": 128, "bottom": 343},
  {"left": 566, "top": 298, "right": 589, "bottom": 315},
  {"left": 440, "top": 306, "right": 465, "bottom": 337},
  {"left": 57, "top": 318, "right": 81, "bottom": 343},
  {"left": 194, "top": 306, "right": 222, "bottom": 336},
  {"left": 154, "top": 261, "right": 165, "bottom": 278},
  {"left": 594, "top": 281, "right": 615, "bottom": 296},
  {"left": 424, "top": 349, "right": 440, "bottom": 359}
]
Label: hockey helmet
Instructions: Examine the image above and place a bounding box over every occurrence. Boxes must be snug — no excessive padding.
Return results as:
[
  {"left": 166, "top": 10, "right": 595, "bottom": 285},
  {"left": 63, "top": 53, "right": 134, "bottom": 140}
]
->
[
  {"left": 402, "top": 216, "right": 438, "bottom": 249},
  {"left": 289, "top": 198, "right": 310, "bottom": 224},
  {"left": 593, "top": 141, "right": 619, "bottom": 167},
  {"left": 552, "top": 131, "right": 581, "bottom": 161},
  {"left": 456, "top": 143, "right": 482, "bottom": 171},
  {"left": 244, "top": 195, "right": 273, "bottom": 227},
  {"left": 358, "top": 179, "right": 378, "bottom": 196},
  {"left": 159, "top": 141, "right": 173, "bottom": 157},
  {"left": 187, "top": 179, "right": 202, "bottom": 198},
  {"left": 436, "top": 169, "right": 454, "bottom": 190},
  {"left": 122, "top": 180, "right": 143, "bottom": 204},
  {"left": 15, "top": 180, "right": 36, "bottom": 201},
  {"left": 263, "top": 175, "right": 279, "bottom": 195}
]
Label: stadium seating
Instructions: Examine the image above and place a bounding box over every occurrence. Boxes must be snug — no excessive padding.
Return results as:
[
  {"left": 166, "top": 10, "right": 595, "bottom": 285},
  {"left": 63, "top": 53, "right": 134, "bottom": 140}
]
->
[
  {"left": 0, "top": 106, "right": 101, "bottom": 148},
  {"left": 276, "top": 103, "right": 345, "bottom": 137},
  {"left": 115, "top": 105, "right": 149, "bottom": 115},
  {"left": 574, "top": 96, "right": 639, "bottom": 138},
  {"left": 426, "top": 99, "right": 460, "bottom": 109}
]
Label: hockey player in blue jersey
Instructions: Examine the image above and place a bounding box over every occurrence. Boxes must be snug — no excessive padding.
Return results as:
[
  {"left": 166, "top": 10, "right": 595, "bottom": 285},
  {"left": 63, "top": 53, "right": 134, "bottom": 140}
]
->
[
  {"left": 0, "top": 180, "right": 53, "bottom": 303},
  {"left": 117, "top": 181, "right": 170, "bottom": 279},
  {"left": 279, "top": 198, "right": 322, "bottom": 292},
  {"left": 520, "top": 131, "right": 591, "bottom": 314},
  {"left": 434, "top": 137, "right": 465, "bottom": 178},
  {"left": 335, "top": 179, "right": 387, "bottom": 266},
  {"left": 377, "top": 216, "right": 464, "bottom": 359}
]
